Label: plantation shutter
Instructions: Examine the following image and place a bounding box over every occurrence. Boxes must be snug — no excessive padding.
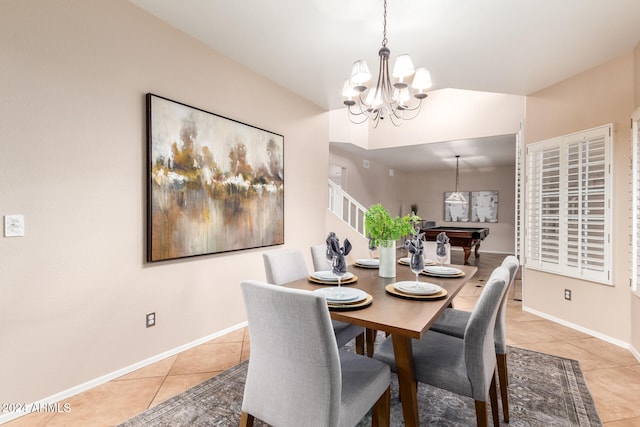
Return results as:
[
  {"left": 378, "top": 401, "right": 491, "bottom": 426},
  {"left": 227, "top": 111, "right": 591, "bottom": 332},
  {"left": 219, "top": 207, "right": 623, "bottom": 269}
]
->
[
  {"left": 526, "top": 144, "right": 561, "bottom": 269},
  {"left": 525, "top": 124, "right": 612, "bottom": 285},
  {"left": 564, "top": 131, "right": 608, "bottom": 281}
]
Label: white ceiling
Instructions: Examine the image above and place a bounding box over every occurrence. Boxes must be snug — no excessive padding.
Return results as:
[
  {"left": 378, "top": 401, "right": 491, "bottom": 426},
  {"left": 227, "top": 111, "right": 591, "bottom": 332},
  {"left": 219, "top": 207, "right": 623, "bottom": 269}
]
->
[
  {"left": 332, "top": 134, "right": 517, "bottom": 172},
  {"left": 129, "top": 0, "right": 640, "bottom": 171}
]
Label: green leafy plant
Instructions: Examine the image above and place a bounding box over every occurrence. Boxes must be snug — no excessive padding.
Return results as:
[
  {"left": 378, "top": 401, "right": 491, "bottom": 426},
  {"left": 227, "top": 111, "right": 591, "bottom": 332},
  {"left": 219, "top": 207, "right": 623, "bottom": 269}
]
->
[{"left": 364, "top": 203, "right": 420, "bottom": 247}]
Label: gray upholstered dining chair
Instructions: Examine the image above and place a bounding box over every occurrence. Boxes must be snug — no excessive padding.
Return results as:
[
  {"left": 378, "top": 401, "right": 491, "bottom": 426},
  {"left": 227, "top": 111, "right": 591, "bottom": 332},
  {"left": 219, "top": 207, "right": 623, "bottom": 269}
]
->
[
  {"left": 310, "top": 243, "right": 329, "bottom": 271},
  {"left": 263, "top": 249, "right": 366, "bottom": 354},
  {"left": 311, "top": 244, "right": 377, "bottom": 356},
  {"left": 239, "top": 280, "right": 391, "bottom": 427},
  {"left": 429, "top": 256, "right": 520, "bottom": 422},
  {"left": 373, "top": 266, "right": 511, "bottom": 427}
]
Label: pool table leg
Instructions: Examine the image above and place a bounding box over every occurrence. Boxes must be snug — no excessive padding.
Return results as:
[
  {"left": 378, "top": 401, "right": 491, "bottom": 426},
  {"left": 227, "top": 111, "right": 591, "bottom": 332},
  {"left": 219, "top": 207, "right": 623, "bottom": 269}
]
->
[
  {"left": 475, "top": 242, "right": 481, "bottom": 259},
  {"left": 463, "top": 247, "right": 471, "bottom": 265}
]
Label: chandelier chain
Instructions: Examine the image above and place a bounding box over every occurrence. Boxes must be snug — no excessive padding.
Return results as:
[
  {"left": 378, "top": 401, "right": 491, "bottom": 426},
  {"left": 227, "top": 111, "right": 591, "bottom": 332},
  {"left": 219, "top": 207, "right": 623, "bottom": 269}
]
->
[{"left": 382, "top": 0, "right": 388, "bottom": 47}]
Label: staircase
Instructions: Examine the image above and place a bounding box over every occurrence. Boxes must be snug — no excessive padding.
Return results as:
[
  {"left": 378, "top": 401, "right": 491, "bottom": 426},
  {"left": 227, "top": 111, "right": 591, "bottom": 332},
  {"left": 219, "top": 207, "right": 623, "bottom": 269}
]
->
[
  {"left": 326, "top": 180, "right": 371, "bottom": 259},
  {"left": 328, "top": 179, "right": 367, "bottom": 237}
]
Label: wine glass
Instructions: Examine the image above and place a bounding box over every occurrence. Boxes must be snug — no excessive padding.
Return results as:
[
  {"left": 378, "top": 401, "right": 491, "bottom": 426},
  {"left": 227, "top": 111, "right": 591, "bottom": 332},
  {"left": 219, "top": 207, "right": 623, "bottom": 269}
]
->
[
  {"left": 436, "top": 245, "right": 447, "bottom": 268},
  {"left": 332, "top": 255, "right": 345, "bottom": 299},
  {"left": 410, "top": 253, "right": 423, "bottom": 289}
]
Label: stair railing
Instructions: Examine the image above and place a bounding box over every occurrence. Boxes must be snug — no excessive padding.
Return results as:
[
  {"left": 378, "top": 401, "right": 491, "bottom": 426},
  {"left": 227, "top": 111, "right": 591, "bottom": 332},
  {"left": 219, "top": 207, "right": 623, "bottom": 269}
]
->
[{"left": 327, "top": 179, "right": 367, "bottom": 236}]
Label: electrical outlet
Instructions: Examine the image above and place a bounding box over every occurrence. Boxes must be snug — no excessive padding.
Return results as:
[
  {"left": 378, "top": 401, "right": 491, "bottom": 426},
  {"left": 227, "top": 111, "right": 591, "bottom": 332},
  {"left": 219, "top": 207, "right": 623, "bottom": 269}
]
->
[
  {"left": 564, "top": 289, "right": 572, "bottom": 301},
  {"left": 146, "top": 312, "right": 156, "bottom": 328}
]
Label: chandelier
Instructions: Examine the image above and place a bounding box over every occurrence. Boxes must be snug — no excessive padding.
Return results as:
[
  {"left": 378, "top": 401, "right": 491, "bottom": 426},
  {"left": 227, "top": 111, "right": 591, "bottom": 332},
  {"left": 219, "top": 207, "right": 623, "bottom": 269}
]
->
[
  {"left": 445, "top": 156, "right": 467, "bottom": 204},
  {"left": 341, "top": 0, "right": 432, "bottom": 127}
]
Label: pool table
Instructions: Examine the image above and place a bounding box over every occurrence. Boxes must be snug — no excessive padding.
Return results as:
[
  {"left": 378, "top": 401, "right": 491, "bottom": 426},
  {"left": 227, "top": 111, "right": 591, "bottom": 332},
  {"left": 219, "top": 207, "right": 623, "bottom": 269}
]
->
[{"left": 421, "top": 226, "right": 490, "bottom": 265}]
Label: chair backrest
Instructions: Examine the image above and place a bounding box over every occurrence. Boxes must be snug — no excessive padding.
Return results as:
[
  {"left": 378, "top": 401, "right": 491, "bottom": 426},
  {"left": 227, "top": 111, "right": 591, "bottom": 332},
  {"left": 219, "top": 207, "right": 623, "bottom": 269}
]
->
[
  {"left": 240, "top": 280, "right": 342, "bottom": 426},
  {"left": 310, "top": 244, "right": 329, "bottom": 272},
  {"left": 494, "top": 256, "right": 520, "bottom": 353},
  {"left": 463, "top": 266, "right": 511, "bottom": 399},
  {"left": 423, "top": 241, "right": 451, "bottom": 264},
  {"left": 263, "top": 249, "right": 308, "bottom": 285}
]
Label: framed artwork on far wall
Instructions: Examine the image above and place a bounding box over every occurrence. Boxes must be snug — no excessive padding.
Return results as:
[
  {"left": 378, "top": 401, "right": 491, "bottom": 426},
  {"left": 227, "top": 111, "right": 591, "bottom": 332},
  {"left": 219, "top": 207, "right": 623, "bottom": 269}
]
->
[
  {"left": 443, "top": 192, "right": 470, "bottom": 222},
  {"left": 146, "top": 93, "right": 284, "bottom": 262},
  {"left": 471, "top": 190, "right": 498, "bottom": 223}
]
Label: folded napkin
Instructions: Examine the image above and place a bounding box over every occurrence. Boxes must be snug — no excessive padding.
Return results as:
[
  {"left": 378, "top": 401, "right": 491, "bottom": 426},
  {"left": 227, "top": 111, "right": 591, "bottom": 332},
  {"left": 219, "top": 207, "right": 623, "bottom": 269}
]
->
[
  {"left": 326, "top": 232, "right": 352, "bottom": 276},
  {"left": 436, "top": 232, "right": 449, "bottom": 258},
  {"left": 405, "top": 232, "right": 425, "bottom": 271}
]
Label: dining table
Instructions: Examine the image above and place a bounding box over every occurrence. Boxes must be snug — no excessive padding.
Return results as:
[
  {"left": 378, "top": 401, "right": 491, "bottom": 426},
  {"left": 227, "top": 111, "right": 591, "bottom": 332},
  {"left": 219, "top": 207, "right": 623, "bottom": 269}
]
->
[{"left": 282, "top": 259, "right": 478, "bottom": 427}]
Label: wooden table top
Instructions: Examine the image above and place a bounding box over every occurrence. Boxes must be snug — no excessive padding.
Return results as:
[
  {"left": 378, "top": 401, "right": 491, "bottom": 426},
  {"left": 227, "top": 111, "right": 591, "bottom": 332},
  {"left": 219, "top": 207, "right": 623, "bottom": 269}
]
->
[{"left": 284, "top": 262, "right": 478, "bottom": 340}]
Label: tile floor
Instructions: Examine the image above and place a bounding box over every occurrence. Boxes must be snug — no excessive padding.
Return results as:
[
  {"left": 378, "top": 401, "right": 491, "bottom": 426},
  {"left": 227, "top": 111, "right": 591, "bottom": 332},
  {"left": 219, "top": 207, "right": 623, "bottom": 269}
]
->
[{"left": 5, "top": 252, "right": 640, "bottom": 426}]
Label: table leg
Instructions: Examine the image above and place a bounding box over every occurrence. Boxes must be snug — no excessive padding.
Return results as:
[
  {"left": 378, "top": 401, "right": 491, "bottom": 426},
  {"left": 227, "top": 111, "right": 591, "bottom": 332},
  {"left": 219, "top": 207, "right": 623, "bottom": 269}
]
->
[
  {"left": 475, "top": 242, "right": 481, "bottom": 259},
  {"left": 391, "top": 335, "right": 419, "bottom": 427},
  {"left": 463, "top": 246, "right": 471, "bottom": 265}
]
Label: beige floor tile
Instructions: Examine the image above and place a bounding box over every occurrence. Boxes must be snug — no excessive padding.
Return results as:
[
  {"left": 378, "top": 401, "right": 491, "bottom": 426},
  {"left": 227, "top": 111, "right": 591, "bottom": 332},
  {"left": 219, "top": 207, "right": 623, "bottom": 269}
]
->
[
  {"left": 116, "top": 355, "right": 177, "bottom": 381},
  {"left": 209, "top": 328, "right": 246, "bottom": 344},
  {"left": 169, "top": 342, "right": 242, "bottom": 375},
  {"left": 512, "top": 341, "right": 621, "bottom": 371},
  {"left": 570, "top": 338, "right": 639, "bottom": 367},
  {"left": 584, "top": 367, "right": 640, "bottom": 405},
  {"left": 606, "top": 417, "right": 640, "bottom": 426},
  {"left": 2, "top": 411, "right": 55, "bottom": 427},
  {"left": 44, "top": 377, "right": 164, "bottom": 427},
  {"left": 583, "top": 380, "right": 640, "bottom": 423},
  {"left": 150, "top": 372, "right": 219, "bottom": 407}
]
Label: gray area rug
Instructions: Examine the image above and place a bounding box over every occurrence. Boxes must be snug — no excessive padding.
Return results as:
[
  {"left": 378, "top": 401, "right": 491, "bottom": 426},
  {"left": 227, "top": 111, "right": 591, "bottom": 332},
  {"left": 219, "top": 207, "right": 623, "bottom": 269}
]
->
[{"left": 119, "top": 346, "right": 601, "bottom": 426}]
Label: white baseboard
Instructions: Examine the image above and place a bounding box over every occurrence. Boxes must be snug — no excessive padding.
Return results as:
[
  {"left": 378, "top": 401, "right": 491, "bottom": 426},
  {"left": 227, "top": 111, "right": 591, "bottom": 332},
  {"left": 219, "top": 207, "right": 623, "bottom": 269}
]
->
[
  {"left": 0, "top": 322, "right": 248, "bottom": 425},
  {"left": 521, "top": 305, "right": 634, "bottom": 354}
]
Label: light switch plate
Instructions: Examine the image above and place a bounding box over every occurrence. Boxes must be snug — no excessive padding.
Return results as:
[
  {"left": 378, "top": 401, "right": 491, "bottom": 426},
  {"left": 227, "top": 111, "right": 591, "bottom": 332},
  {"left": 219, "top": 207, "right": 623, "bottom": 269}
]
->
[{"left": 4, "top": 214, "right": 25, "bottom": 237}]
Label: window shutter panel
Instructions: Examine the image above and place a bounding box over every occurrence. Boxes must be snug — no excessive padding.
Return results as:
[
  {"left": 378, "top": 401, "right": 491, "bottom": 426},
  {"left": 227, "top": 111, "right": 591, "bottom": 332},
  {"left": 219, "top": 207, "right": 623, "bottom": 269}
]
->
[{"left": 525, "top": 124, "right": 611, "bottom": 284}]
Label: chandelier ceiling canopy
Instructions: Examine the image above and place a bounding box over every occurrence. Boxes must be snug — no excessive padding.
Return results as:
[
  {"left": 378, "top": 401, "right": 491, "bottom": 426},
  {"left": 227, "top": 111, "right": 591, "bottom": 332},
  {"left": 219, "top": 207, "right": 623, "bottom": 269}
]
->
[{"left": 341, "top": 0, "right": 432, "bottom": 127}]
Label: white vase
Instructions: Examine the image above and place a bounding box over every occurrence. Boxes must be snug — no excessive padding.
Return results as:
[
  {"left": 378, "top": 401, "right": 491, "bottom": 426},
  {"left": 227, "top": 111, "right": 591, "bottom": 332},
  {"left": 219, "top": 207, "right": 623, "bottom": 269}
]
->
[{"left": 378, "top": 240, "right": 397, "bottom": 278}]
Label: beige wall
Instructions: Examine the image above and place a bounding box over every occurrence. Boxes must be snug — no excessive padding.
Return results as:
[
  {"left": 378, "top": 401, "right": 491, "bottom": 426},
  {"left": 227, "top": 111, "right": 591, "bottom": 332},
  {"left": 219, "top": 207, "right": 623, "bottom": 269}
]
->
[
  {"left": 524, "top": 52, "right": 635, "bottom": 344},
  {"left": 631, "top": 43, "right": 640, "bottom": 355},
  {"left": 330, "top": 148, "right": 516, "bottom": 253},
  {"left": 0, "top": 0, "right": 328, "bottom": 404}
]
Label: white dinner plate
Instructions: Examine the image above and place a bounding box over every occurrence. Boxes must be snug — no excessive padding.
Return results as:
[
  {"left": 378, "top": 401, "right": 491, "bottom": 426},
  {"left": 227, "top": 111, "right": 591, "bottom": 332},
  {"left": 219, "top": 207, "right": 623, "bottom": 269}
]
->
[
  {"left": 313, "top": 287, "right": 367, "bottom": 303},
  {"left": 424, "top": 266, "right": 463, "bottom": 276},
  {"left": 393, "top": 281, "right": 442, "bottom": 296},
  {"left": 311, "top": 270, "right": 354, "bottom": 281},
  {"left": 356, "top": 258, "right": 380, "bottom": 266}
]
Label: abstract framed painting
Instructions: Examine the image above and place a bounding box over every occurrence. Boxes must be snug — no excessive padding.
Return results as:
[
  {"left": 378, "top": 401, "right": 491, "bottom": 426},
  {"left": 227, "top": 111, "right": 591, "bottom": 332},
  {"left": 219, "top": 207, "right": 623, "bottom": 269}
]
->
[
  {"left": 471, "top": 190, "right": 498, "bottom": 222},
  {"left": 146, "top": 93, "right": 284, "bottom": 262},
  {"left": 443, "top": 191, "right": 470, "bottom": 222}
]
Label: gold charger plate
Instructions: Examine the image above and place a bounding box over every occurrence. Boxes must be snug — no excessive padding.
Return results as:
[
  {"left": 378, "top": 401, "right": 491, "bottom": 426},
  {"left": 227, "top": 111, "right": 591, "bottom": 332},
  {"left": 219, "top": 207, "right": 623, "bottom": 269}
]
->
[
  {"left": 308, "top": 275, "right": 358, "bottom": 285},
  {"left": 398, "top": 258, "right": 437, "bottom": 266},
  {"left": 385, "top": 284, "right": 448, "bottom": 300},
  {"left": 420, "top": 270, "right": 465, "bottom": 278},
  {"left": 328, "top": 294, "right": 373, "bottom": 311}
]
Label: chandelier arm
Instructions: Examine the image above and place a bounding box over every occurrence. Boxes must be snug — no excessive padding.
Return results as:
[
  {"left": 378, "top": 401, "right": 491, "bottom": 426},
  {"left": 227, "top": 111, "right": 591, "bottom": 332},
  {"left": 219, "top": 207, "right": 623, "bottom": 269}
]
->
[{"left": 347, "top": 111, "right": 370, "bottom": 125}]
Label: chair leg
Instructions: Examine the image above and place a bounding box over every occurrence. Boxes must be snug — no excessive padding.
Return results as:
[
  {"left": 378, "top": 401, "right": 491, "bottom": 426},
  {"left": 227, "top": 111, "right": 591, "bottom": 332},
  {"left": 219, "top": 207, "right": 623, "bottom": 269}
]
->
[
  {"left": 240, "top": 411, "right": 254, "bottom": 427},
  {"left": 489, "top": 371, "right": 499, "bottom": 426},
  {"left": 497, "top": 353, "right": 509, "bottom": 422},
  {"left": 474, "top": 400, "right": 488, "bottom": 427},
  {"left": 366, "top": 328, "right": 377, "bottom": 357},
  {"left": 372, "top": 386, "right": 391, "bottom": 427},
  {"left": 355, "top": 333, "right": 365, "bottom": 355}
]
